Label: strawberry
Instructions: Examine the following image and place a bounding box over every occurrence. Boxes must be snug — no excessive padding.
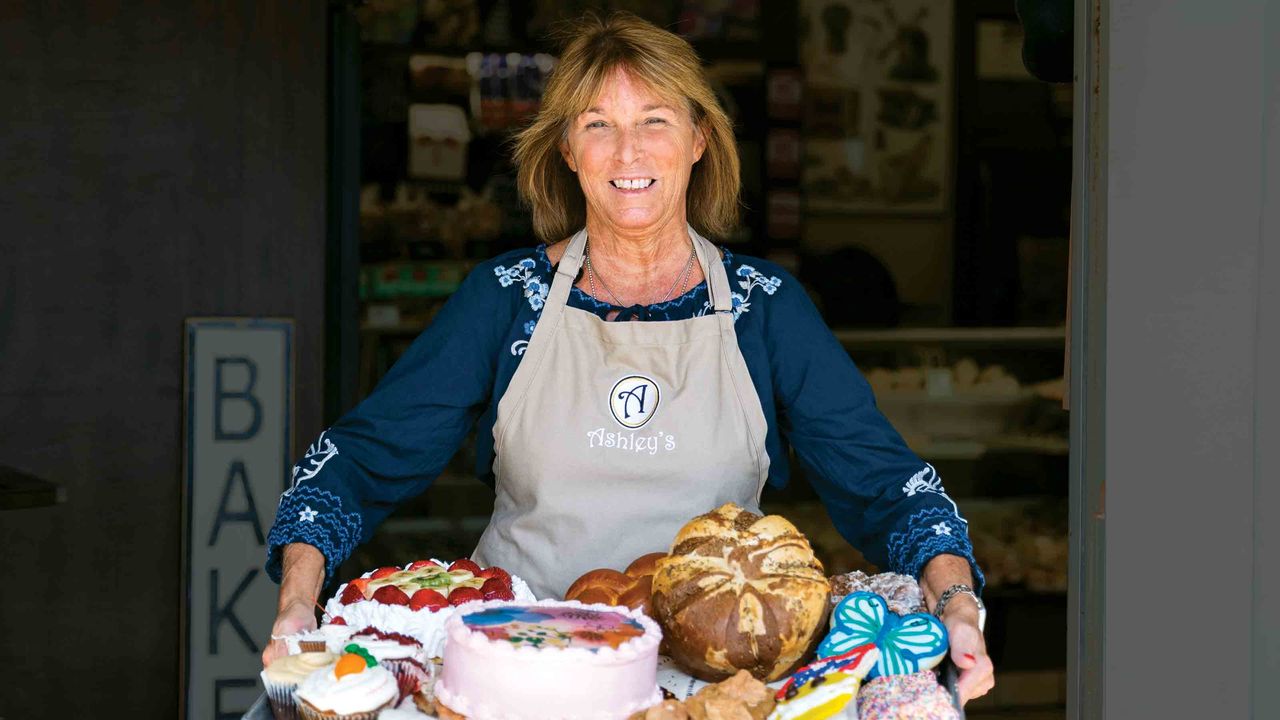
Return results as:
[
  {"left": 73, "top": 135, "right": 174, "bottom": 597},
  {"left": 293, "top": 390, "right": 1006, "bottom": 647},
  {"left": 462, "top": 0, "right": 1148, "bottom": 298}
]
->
[
  {"left": 408, "top": 559, "right": 443, "bottom": 571},
  {"left": 477, "top": 566, "right": 512, "bottom": 586},
  {"left": 370, "top": 566, "right": 400, "bottom": 580},
  {"left": 480, "top": 578, "right": 515, "bottom": 601},
  {"left": 330, "top": 616, "right": 347, "bottom": 626},
  {"left": 371, "top": 585, "right": 410, "bottom": 606},
  {"left": 410, "top": 588, "right": 449, "bottom": 612},
  {"left": 448, "top": 559, "right": 483, "bottom": 575},
  {"left": 339, "top": 584, "right": 366, "bottom": 605},
  {"left": 348, "top": 578, "right": 370, "bottom": 594},
  {"left": 447, "top": 587, "right": 484, "bottom": 606}
]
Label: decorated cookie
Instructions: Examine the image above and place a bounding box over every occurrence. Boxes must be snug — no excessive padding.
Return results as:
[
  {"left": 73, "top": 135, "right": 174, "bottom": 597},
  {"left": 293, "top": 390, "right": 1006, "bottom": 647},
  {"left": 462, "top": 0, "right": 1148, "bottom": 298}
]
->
[
  {"left": 768, "top": 644, "right": 878, "bottom": 720},
  {"left": 767, "top": 670, "right": 863, "bottom": 720},
  {"left": 776, "top": 643, "right": 879, "bottom": 703},
  {"left": 818, "top": 592, "right": 947, "bottom": 680}
]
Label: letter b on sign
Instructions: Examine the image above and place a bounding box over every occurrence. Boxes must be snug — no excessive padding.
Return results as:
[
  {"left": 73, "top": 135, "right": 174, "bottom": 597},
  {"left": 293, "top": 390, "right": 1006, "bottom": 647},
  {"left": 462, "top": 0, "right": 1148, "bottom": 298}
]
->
[{"left": 215, "top": 357, "right": 261, "bottom": 441}]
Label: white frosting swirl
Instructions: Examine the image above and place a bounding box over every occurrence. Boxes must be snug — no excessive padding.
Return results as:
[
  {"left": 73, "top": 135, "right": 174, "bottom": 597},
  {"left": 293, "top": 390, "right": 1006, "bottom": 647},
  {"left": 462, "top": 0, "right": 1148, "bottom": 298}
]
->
[
  {"left": 295, "top": 663, "right": 399, "bottom": 716},
  {"left": 261, "top": 652, "right": 337, "bottom": 686},
  {"left": 346, "top": 633, "right": 422, "bottom": 662},
  {"left": 284, "top": 624, "right": 356, "bottom": 655}
]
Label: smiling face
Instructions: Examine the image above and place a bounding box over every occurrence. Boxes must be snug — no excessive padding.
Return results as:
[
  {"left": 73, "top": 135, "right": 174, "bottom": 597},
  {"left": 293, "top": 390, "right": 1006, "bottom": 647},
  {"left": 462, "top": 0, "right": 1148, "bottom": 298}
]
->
[{"left": 560, "top": 69, "right": 707, "bottom": 237}]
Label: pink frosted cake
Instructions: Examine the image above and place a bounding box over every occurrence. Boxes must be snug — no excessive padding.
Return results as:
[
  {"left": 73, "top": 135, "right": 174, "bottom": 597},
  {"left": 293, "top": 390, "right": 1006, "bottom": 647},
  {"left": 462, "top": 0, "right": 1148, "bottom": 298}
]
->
[{"left": 435, "top": 600, "right": 664, "bottom": 720}]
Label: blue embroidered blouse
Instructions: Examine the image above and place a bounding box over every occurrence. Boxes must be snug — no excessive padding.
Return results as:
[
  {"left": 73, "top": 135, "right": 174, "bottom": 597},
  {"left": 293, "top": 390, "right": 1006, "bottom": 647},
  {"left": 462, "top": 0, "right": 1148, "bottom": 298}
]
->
[{"left": 266, "top": 246, "right": 984, "bottom": 592}]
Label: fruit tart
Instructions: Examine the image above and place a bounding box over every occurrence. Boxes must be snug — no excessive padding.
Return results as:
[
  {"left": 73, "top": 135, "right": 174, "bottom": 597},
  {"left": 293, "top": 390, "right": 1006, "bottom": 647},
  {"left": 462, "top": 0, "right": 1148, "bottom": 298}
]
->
[{"left": 323, "top": 559, "right": 535, "bottom": 659}]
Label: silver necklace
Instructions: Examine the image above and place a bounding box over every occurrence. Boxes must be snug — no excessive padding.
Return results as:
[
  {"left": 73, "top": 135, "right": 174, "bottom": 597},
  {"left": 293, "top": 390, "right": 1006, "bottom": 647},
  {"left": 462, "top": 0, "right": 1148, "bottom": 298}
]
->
[{"left": 585, "top": 239, "right": 697, "bottom": 307}]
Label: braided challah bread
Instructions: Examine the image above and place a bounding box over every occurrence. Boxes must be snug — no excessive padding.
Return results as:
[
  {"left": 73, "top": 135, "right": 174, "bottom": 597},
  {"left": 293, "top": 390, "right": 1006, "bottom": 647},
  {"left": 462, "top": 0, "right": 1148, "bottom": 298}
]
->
[{"left": 563, "top": 552, "right": 666, "bottom": 618}]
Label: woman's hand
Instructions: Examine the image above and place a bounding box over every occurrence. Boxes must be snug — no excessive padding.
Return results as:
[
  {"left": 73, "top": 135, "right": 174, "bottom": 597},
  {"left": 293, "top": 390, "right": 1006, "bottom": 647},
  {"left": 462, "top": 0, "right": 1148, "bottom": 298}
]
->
[
  {"left": 919, "top": 553, "right": 995, "bottom": 705},
  {"left": 262, "top": 597, "right": 318, "bottom": 667},
  {"left": 261, "top": 543, "right": 327, "bottom": 667},
  {"left": 940, "top": 599, "right": 995, "bottom": 704}
]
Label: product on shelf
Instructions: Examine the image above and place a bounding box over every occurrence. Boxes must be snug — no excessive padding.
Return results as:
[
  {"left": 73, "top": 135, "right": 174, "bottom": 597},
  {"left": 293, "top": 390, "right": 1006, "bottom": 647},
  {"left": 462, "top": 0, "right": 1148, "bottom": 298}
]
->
[
  {"left": 969, "top": 499, "right": 1069, "bottom": 591},
  {"left": 651, "top": 503, "right": 831, "bottom": 682},
  {"left": 434, "top": 600, "right": 664, "bottom": 720},
  {"left": 630, "top": 670, "right": 776, "bottom": 720},
  {"left": 564, "top": 551, "right": 666, "bottom": 618},
  {"left": 321, "top": 559, "right": 535, "bottom": 659},
  {"left": 864, "top": 360, "right": 1025, "bottom": 398}
]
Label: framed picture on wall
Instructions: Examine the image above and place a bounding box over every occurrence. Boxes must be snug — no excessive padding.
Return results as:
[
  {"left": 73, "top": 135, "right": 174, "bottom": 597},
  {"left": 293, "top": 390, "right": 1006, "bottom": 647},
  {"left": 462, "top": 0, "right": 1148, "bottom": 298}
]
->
[{"left": 799, "top": 0, "right": 953, "bottom": 214}]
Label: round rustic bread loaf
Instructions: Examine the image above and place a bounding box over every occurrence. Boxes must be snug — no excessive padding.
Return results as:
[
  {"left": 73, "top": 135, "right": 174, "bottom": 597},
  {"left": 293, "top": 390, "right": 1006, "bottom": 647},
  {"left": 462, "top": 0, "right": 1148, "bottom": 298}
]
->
[
  {"left": 563, "top": 552, "right": 666, "bottom": 618},
  {"left": 651, "top": 503, "right": 830, "bottom": 682}
]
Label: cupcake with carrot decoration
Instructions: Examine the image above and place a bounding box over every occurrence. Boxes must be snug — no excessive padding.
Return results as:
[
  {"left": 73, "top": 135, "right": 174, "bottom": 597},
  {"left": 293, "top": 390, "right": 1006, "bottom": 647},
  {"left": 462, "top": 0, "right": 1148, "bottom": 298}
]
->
[{"left": 295, "top": 644, "right": 399, "bottom": 720}]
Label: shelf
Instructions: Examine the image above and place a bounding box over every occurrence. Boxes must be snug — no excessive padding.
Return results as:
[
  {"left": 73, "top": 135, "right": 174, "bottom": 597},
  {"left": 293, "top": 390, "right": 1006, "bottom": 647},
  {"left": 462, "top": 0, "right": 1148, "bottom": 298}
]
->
[
  {"left": 381, "top": 516, "right": 490, "bottom": 535},
  {"left": 833, "top": 326, "right": 1066, "bottom": 346},
  {"left": 910, "top": 435, "right": 1068, "bottom": 460}
]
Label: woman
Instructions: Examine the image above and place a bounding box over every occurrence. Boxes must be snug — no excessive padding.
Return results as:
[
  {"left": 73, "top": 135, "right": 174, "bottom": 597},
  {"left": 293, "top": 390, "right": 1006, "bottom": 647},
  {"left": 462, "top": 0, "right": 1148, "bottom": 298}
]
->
[{"left": 263, "top": 13, "right": 994, "bottom": 703}]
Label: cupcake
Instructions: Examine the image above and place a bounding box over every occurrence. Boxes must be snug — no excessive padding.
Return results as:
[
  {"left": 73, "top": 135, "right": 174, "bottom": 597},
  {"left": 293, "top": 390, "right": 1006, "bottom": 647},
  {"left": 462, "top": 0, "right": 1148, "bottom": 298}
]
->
[
  {"left": 285, "top": 623, "right": 357, "bottom": 655},
  {"left": 259, "top": 651, "right": 337, "bottom": 720},
  {"left": 857, "top": 670, "right": 959, "bottom": 720},
  {"left": 295, "top": 647, "right": 399, "bottom": 720},
  {"left": 346, "top": 628, "right": 432, "bottom": 701}
]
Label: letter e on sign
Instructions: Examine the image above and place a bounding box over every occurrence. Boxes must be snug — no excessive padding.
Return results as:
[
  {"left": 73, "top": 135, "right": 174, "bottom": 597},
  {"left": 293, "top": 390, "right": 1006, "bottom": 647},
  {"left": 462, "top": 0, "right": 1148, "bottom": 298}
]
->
[{"left": 182, "top": 318, "right": 293, "bottom": 720}]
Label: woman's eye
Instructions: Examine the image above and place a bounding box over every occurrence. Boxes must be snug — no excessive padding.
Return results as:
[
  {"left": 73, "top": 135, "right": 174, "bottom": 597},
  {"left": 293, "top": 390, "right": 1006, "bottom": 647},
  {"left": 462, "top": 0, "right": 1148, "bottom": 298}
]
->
[
  {"left": 644, "top": 117, "right": 668, "bottom": 125},
  {"left": 586, "top": 121, "right": 607, "bottom": 129}
]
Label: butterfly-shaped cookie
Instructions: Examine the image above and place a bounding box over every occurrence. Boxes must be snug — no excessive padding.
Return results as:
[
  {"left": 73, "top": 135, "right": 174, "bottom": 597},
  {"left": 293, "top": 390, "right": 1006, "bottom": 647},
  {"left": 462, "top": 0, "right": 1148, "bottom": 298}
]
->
[{"left": 818, "top": 591, "right": 948, "bottom": 679}]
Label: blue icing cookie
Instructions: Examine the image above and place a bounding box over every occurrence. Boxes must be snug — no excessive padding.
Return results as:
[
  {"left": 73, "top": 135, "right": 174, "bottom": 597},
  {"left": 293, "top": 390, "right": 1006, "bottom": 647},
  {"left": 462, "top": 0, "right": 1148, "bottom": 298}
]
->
[{"left": 818, "top": 591, "right": 948, "bottom": 679}]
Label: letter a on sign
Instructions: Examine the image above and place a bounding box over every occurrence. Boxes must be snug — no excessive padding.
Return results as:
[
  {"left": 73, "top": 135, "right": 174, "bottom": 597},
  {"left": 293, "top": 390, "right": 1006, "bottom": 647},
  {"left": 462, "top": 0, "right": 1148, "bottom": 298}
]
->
[{"left": 182, "top": 318, "right": 293, "bottom": 720}]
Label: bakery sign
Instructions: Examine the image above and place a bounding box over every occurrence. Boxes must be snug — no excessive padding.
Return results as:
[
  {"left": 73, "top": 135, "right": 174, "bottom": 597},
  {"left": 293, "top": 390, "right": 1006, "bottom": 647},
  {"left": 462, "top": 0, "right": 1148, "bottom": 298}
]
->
[{"left": 182, "top": 318, "right": 294, "bottom": 719}]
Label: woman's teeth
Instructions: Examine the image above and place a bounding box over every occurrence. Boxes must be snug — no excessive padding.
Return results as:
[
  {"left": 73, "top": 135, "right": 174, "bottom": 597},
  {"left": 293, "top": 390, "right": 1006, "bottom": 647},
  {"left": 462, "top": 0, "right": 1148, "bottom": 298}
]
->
[{"left": 611, "top": 178, "right": 654, "bottom": 189}]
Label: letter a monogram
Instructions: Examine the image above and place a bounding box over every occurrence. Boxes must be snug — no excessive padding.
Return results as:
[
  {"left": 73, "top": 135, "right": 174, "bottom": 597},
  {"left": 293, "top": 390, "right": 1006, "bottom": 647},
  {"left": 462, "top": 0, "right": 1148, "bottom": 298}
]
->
[{"left": 609, "top": 375, "right": 661, "bottom": 429}]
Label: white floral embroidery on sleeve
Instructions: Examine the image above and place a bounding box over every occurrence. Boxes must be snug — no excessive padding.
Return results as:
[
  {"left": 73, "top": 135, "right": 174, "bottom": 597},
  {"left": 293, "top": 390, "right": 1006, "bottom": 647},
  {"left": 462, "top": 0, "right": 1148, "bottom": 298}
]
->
[
  {"left": 902, "top": 463, "right": 967, "bottom": 525},
  {"left": 286, "top": 431, "right": 339, "bottom": 496}
]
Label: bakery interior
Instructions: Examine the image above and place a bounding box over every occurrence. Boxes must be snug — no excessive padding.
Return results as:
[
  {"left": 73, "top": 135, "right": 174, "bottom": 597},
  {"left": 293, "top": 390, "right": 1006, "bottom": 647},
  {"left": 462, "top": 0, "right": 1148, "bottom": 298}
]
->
[
  {"left": 345, "top": 1, "right": 1070, "bottom": 718},
  {"left": 4, "top": 1, "right": 1278, "bottom": 719}
]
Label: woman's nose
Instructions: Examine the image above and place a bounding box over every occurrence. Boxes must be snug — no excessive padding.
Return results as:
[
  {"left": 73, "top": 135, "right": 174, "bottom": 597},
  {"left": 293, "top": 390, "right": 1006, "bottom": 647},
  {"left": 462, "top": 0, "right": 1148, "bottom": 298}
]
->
[{"left": 614, "top": 126, "right": 644, "bottom": 164}]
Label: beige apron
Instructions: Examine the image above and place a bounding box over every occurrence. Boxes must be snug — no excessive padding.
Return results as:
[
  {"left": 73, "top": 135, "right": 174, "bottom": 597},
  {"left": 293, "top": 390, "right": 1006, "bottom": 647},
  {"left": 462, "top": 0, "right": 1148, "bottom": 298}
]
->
[{"left": 472, "top": 226, "right": 770, "bottom": 599}]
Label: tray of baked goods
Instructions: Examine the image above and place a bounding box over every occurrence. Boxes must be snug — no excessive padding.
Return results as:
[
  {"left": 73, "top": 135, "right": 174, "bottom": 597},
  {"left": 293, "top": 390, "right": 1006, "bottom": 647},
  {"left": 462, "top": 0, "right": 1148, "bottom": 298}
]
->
[{"left": 247, "top": 503, "right": 964, "bottom": 720}]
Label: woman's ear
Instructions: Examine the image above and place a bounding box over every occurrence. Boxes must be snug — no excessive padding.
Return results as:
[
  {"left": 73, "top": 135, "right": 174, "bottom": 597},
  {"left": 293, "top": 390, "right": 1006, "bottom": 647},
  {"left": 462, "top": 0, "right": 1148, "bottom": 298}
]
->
[
  {"left": 559, "top": 140, "right": 578, "bottom": 173},
  {"left": 692, "top": 124, "right": 707, "bottom": 164}
]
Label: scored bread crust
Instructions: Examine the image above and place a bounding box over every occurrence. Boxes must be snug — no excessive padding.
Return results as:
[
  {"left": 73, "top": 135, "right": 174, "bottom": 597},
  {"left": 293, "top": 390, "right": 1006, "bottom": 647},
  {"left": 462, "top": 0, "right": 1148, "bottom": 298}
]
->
[{"left": 651, "top": 503, "right": 830, "bottom": 682}]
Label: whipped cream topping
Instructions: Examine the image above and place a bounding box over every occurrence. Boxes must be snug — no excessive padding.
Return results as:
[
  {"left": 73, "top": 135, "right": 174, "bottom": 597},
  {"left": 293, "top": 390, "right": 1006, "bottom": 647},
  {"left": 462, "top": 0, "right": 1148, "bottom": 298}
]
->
[
  {"left": 261, "top": 652, "right": 337, "bottom": 686},
  {"left": 323, "top": 567, "right": 536, "bottom": 658},
  {"left": 346, "top": 631, "right": 423, "bottom": 662},
  {"left": 284, "top": 624, "right": 356, "bottom": 655},
  {"left": 296, "top": 663, "right": 399, "bottom": 716}
]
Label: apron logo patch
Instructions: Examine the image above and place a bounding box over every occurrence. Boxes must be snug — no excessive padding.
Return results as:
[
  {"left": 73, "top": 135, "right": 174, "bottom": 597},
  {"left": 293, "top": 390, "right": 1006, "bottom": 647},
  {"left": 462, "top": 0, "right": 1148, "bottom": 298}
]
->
[{"left": 610, "top": 375, "right": 660, "bottom": 429}]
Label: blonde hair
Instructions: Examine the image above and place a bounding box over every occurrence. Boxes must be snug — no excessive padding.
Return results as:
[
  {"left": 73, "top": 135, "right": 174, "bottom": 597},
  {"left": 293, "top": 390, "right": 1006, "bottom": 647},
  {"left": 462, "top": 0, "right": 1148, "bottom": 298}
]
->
[{"left": 512, "top": 12, "right": 740, "bottom": 242}]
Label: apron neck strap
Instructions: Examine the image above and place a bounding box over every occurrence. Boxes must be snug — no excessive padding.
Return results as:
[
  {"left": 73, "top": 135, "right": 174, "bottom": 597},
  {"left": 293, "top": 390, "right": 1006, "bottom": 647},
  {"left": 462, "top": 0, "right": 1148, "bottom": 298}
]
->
[
  {"left": 547, "top": 225, "right": 732, "bottom": 314},
  {"left": 690, "top": 226, "right": 733, "bottom": 314}
]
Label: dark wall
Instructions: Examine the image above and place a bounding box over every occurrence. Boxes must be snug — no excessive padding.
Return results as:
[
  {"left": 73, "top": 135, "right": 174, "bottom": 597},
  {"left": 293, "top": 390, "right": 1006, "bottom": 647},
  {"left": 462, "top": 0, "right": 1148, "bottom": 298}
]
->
[{"left": 0, "top": 2, "right": 326, "bottom": 716}]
